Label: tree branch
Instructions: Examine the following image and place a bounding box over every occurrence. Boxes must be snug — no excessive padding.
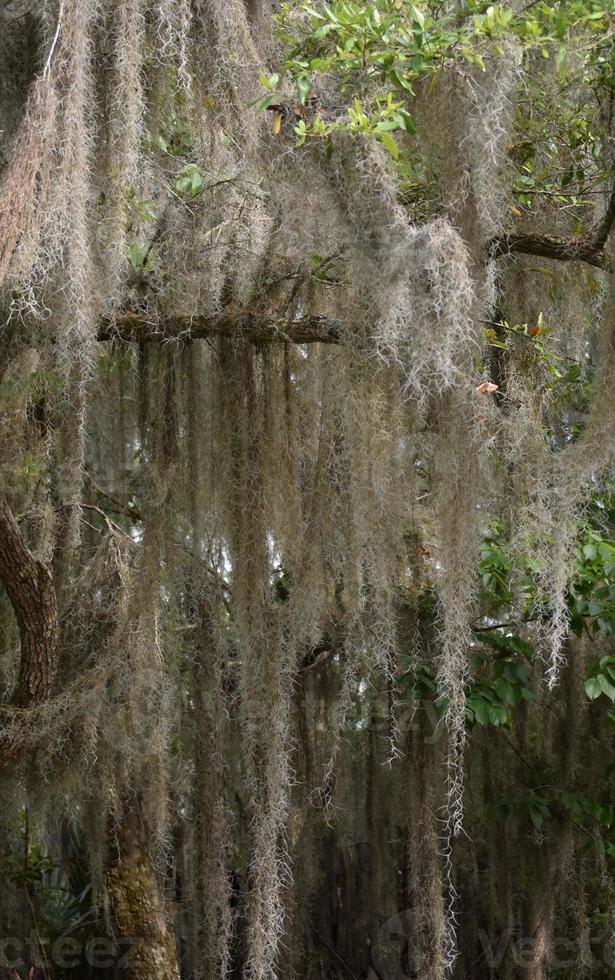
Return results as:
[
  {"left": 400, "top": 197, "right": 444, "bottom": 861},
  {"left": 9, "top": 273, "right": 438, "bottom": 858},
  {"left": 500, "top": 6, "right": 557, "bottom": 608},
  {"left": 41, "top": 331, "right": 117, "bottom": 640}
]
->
[
  {"left": 487, "top": 232, "right": 609, "bottom": 269},
  {"left": 100, "top": 186, "right": 615, "bottom": 346},
  {"left": 590, "top": 181, "right": 615, "bottom": 251},
  {"left": 98, "top": 311, "right": 343, "bottom": 345},
  {"left": 85, "top": 474, "right": 142, "bottom": 522},
  {"left": 488, "top": 181, "right": 615, "bottom": 270}
]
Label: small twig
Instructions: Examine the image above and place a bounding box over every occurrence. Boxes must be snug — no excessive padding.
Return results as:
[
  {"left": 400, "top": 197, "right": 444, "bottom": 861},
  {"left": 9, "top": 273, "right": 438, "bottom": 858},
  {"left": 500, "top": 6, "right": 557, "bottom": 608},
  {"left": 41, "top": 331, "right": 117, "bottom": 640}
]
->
[
  {"left": 43, "top": 0, "right": 65, "bottom": 79},
  {"left": 472, "top": 621, "right": 510, "bottom": 631},
  {"left": 501, "top": 733, "right": 536, "bottom": 774},
  {"left": 319, "top": 938, "right": 360, "bottom": 980},
  {"left": 85, "top": 474, "right": 142, "bottom": 522},
  {"left": 78, "top": 503, "right": 136, "bottom": 543}
]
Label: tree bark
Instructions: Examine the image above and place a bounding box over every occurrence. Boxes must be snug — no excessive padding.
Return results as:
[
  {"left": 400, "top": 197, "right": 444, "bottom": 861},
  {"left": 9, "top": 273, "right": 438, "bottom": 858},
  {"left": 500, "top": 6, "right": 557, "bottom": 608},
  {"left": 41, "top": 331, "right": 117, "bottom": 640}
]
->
[
  {"left": 488, "top": 181, "right": 615, "bottom": 270},
  {"left": 98, "top": 311, "right": 342, "bottom": 345},
  {"left": 106, "top": 804, "right": 180, "bottom": 980},
  {"left": 0, "top": 496, "right": 59, "bottom": 708},
  {"left": 487, "top": 232, "right": 609, "bottom": 269},
  {"left": 97, "top": 182, "right": 615, "bottom": 352}
]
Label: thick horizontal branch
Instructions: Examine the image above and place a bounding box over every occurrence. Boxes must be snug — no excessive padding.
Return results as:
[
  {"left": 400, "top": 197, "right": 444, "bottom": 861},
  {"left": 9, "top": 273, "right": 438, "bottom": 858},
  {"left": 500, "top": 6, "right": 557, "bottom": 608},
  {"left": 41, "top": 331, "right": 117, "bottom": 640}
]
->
[
  {"left": 487, "top": 232, "right": 609, "bottom": 270},
  {"left": 489, "top": 182, "right": 615, "bottom": 271},
  {"left": 98, "top": 312, "right": 343, "bottom": 345},
  {"left": 101, "top": 185, "right": 615, "bottom": 348}
]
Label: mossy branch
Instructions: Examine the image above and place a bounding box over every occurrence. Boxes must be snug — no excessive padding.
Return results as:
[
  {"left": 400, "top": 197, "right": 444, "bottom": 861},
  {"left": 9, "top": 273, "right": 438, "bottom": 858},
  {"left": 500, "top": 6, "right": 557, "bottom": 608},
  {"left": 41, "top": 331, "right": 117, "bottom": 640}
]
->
[
  {"left": 98, "top": 311, "right": 343, "bottom": 345},
  {"left": 488, "top": 182, "right": 615, "bottom": 270},
  {"left": 487, "top": 232, "right": 610, "bottom": 269}
]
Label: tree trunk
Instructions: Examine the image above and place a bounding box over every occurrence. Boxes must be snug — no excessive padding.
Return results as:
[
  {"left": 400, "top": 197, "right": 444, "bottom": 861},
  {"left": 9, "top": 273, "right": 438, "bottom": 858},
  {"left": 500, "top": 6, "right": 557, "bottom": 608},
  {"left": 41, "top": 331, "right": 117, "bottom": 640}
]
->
[
  {"left": 106, "top": 805, "right": 180, "bottom": 980},
  {"left": 0, "top": 495, "right": 59, "bottom": 709}
]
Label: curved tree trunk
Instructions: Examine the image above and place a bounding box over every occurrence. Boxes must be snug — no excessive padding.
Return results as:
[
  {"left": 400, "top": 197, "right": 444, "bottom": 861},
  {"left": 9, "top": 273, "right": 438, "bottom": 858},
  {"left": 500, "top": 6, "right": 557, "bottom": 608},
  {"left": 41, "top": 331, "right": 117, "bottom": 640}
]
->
[{"left": 0, "top": 494, "right": 60, "bottom": 770}]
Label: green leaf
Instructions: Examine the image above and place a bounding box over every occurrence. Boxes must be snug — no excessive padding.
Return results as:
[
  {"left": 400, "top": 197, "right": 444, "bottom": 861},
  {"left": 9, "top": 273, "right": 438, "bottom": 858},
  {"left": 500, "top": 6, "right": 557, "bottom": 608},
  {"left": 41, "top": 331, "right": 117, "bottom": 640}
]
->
[
  {"left": 409, "top": 4, "right": 425, "bottom": 29},
  {"left": 596, "top": 804, "right": 613, "bottom": 828},
  {"left": 528, "top": 797, "right": 549, "bottom": 829},
  {"left": 472, "top": 699, "right": 490, "bottom": 725},
  {"left": 529, "top": 803, "right": 544, "bottom": 828},
  {"left": 496, "top": 679, "right": 521, "bottom": 707},
  {"left": 313, "top": 23, "right": 336, "bottom": 39},
  {"left": 309, "top": 57, "right": 332, "bottom": 71},
  {"left": 561, "top": 791, "right": 579, "bottom": 810},
  {"left": 255, "top": 94, "right": 278, "bottom": 112},
  {"left": 490, "top": 801, "right": 510, "bottom": 823},
  {"left": 391, "top": 68, "right": 413, "bottom": 92},
  {"left": 397, "top": 109, "right": 416, "bottom": 134},
  {"left": 585, "top": 676, "right": 603, "bottom": 700},
  {"left": 488, "top": 704, "right": 509, "bottom": 726},
  {"left": 598, "top": 673, "right": 615, "bottom": 702},
  {"left": 259, "top": 72, "right": 280, "bottom": 90},
  {"left": 378, "top": 130, "right": 399, "bottom": 159},
  {"left": 175, "top": 164, "right": 206, "bottom": 198},
  {"left": 127, "top": 243, "right": 148, "bottom": 270},
  {"left": 297, "top": 74, "right": 311, "bottom": 105}
]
